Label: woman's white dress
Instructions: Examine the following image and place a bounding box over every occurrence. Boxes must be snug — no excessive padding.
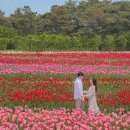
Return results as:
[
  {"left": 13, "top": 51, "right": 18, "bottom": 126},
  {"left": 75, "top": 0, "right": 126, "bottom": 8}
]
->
[{"left": 86, "top": 85, "right": 99, "bottom": 113}]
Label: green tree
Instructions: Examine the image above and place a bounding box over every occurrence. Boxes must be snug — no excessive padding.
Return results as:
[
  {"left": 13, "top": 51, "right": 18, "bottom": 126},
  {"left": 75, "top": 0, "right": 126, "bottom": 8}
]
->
[
  {"left": 101, "top": 35, "right": 115, "bottom": 51},
  {"left": 10, "top": 6, "right": 40, "bottom": 36},
  {"left": 74, "top": 2, "right": 117, "bottom": 36},
  {"left": 125, "top": 32, "right": 130, "bottom": 51},
  {"left": 115, "top": 34, "right": 127, "bottom": 51},
  {"left": 0, "top": 26, "right": 17, "bottom": 38},
  {"left": 87, "top": 35, "right": 102, "bottom": 51},
  {"left": 110, "top": 2, "right": 130, "bottom": 34},
  {"left": 0, "top": 38, "right": 9, "bottom": 50},
  {"left": 41, "top": 2, "right": 77, "bottom": 35},
  {"left": 0, "top": 10, "right": 11, "bottom": 27}
]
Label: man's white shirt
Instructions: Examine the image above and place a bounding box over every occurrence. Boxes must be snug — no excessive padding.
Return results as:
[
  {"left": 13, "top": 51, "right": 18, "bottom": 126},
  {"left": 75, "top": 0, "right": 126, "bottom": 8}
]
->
[{"left": 74, "top": 78, "right": 83, "bottom": 100}]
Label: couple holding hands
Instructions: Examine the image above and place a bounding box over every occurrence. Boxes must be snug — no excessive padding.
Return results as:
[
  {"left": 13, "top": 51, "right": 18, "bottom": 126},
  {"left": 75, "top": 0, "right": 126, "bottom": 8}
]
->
[{"left": 74, "top": 72, "right": 99, "bottom": 113}]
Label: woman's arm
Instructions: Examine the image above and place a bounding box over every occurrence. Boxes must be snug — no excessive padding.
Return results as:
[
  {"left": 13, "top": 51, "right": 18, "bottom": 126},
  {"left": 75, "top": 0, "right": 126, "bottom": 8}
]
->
[
  {"left": 83, "top": 91, "right": 88, "bottom": 94},
  {"left": 83, "top": 94, "right": 87, "bottom": 98},
  {"left": 83, "top": 90, "right": 88, "bottom": 98}
]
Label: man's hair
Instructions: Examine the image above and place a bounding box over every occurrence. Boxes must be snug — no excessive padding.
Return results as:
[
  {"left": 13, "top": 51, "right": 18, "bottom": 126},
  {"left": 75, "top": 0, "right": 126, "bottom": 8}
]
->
[{"left": 77, "top": 72, "right": 84, "bottom": 77}]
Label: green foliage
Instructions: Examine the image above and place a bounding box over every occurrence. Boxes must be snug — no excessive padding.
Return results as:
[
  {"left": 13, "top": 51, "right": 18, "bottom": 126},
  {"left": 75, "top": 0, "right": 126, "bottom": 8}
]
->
[
  {"left": 10, "top": 6, "right": 40, "bottom": 36},
  {"left": 0, "top": 37, "right": 9, "bottom": 50},
  {"left": 0, "top": 26, "right": 17, "bottom": 38},
  {"left": 7, "top": 38, "right": 17, "bottom": 50},
  {"left": 87, "top": 35, "right": 102, "bottom": 51},
  {"left": 1, "top": 1, "right": 130, "bottom": 36},
  {"left": 126, "top": 32, "right": 130, "bottom": 50},
  {"left": 0, "top": 10, "right": 11, "bottom": 27},
  {"left": 102, "top": 35, "right": 115, "bottom": 51},
  {"left": 0, "top": 32, "right": 130, "bottom": 51},
  {"left": 115, "top": 34, "right": 127, "bottom": 51},
  {"left": 0, "top": 1, "right": 130, "bottom": 51}
]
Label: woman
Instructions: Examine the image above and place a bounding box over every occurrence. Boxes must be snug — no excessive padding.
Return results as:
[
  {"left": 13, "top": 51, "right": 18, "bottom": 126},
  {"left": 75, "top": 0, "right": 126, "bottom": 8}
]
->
[{"left": 83, "top": 77, "right": 99, "bottom": 113}]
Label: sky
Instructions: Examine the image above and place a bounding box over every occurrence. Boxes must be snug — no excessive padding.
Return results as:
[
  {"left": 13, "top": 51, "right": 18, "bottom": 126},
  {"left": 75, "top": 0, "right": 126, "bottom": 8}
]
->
[
  {"left": 0, "top": 0, "right": 69, "bottom": 16},
  {"left": 0, "top": 0, "right": 123, "bottom": 16}
]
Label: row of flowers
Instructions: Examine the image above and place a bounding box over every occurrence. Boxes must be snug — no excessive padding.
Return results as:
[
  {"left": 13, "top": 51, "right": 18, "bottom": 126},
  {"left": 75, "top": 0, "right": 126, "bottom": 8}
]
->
[
  {"left": 0, "top": 52, "right": 130, "bottom": 75},
  {"left": 0, "top": 63, "right": 130, "bottom": 75},
  {"left": 0, "top": 76, "right": 130, "bottom": 109},
  {"left": 0, "top": 58, "right": 130, "bottom": 65},
  {"left": 1, "top": 52, "right": 130, "bottom": 58},
  {"left": 0, "top": 107, "right": 130, "bottom": 130}
]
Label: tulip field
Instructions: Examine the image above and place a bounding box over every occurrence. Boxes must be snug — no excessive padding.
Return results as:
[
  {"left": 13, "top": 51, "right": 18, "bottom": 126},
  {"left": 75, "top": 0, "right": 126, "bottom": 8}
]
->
[{"left": 0, "top": 52, "right": 130, "bottom": 129}]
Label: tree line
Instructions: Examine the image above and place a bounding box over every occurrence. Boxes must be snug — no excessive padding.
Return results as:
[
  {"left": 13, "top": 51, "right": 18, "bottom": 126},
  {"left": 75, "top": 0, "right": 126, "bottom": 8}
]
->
[{"left": 0, "top": 0, "right": 130, "bottom": 51}]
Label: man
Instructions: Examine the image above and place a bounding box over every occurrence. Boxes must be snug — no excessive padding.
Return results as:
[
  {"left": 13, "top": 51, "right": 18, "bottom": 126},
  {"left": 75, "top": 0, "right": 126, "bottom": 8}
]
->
[{"left": 74, "top": 72, "right": 84, "bottom": 110}]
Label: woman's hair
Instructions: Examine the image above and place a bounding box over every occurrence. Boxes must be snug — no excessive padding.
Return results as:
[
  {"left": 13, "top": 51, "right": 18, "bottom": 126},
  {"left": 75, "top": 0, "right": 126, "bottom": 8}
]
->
[{"left": 92, "top": 77, "right": 97, "bottom": 92}]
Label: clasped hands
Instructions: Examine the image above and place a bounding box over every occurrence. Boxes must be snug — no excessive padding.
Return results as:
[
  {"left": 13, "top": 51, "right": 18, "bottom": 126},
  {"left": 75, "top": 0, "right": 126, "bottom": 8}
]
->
[{"left": 82, "top": 91, "right": 88, "bottom": 101}]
